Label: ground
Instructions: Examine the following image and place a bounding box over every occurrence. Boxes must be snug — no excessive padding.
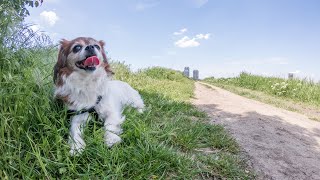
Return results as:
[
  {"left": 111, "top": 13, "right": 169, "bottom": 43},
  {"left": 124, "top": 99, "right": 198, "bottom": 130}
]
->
[{"left": 192, "top": 82, "right": 320, "bottom": 180}]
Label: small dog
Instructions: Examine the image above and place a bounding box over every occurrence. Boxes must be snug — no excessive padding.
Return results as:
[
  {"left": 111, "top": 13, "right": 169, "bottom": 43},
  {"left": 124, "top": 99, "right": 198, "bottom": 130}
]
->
[{"left": 53, "top": 37, "right": 144, "bottom": 155}]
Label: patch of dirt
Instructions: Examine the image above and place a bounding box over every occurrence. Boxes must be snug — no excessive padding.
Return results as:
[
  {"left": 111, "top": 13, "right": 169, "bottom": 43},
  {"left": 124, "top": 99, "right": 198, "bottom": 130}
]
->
[
  {"left": 215, "top": 84, "right": 320, "bottom": 121},
  {"left": 192, "top": 82, "right": 320, "bottom": 180}
]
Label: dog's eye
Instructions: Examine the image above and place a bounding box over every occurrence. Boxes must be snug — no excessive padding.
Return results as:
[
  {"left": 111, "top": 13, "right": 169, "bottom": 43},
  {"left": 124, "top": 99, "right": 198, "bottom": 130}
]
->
[
  {"left": 73, "top": 45, "right": 82, "bottom": 53},
  {"left": 94, "top": 45, "right": 100, "bottom": 50}
]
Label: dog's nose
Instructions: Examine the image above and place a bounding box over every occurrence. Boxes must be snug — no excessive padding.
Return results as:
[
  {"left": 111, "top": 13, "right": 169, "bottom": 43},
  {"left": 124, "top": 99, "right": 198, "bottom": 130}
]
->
[{"left": 85, "top": 45, "right": 95, "bottom": 55}]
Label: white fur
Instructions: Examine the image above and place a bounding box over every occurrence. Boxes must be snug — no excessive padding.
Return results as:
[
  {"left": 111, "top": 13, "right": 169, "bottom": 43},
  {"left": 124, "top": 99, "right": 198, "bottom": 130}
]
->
[{"left": 55, "top": 66, "right": 144, "bottom": 155}]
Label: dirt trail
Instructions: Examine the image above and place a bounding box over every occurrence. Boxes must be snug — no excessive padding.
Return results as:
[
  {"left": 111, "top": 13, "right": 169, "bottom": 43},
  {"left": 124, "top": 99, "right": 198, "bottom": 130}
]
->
[{"left": 192, "top": 82, "right": 320, "bottom": 180}]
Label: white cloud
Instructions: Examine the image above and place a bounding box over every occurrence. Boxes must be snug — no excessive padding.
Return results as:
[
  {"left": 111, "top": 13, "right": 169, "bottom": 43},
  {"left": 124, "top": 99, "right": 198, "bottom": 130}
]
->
[
  {"left": 192, "top": 0, "right": 208, "bottom": 8},
  {"left": 30, "top": 24, "right": 41, "bottom": 32},
  {"left": 135, "top": 1, "right": 158, "bottom": 11},
  {"left": 175, "top": 36, "right": 200, "bottom": 48},
  {"left": 173, "top": 28, "right": 188, "bottom": 35},
  {"left": 195, "top": 33, "right": 210, "bottom": 40},
  {"left": 174, "top": 33, "right": 210, "bottom": 48},
  {"left": 27, "top": 24, "right": 59, "bottom": 42},
  {"left": 40, "top": 11, "right": 59, "bottom": 26}
]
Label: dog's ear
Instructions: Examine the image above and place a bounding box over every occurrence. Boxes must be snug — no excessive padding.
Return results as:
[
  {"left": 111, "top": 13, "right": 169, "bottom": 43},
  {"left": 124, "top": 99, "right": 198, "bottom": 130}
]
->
[
  {"left": 99, "top": 40, "right": 115, "bottom": 75},
  {"left": 99, "top": 40, "right": 108, "bottom": 63},
  {"left": 60, "top": 39, "right": 69, "bottom": 48},
  {"left": 53, "top": 39, "right": 69, "bottom": 84}
]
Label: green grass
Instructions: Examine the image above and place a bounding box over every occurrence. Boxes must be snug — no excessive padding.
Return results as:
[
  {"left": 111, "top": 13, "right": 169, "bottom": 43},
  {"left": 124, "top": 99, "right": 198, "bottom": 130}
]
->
[
  {"left": 0, "top": 49, "right": 252, "bottom": 179},
  {"left": 204, "top": 72, "right": 320, "bottom": 107}
]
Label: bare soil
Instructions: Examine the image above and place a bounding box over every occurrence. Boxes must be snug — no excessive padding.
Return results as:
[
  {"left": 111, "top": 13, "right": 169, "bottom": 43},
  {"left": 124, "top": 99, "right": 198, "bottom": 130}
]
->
[
  {"left": 192, "top": 82, "right": 320, "bottom": 180},
  {"left": 209, "top": 83, "right": 320, "bottom": 121}
]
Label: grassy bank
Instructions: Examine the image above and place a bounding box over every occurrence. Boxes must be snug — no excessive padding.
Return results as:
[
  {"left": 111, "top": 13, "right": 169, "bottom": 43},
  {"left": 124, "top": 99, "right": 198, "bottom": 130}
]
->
[
  {"left": 203, "top": 73, "right": 320, "bottom": 121},
  {"left": 0, "top": 50, "right": 252, "bottom": 179},
  {"left": 204, "top": 72, "right": 320, "bottom": 107}
]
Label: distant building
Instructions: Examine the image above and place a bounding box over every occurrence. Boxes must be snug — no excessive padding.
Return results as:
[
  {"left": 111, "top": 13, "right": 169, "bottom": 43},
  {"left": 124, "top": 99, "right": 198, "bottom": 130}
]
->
[
  {"left": 183, "top": 67, "right": 190, "bottom": 77},
  {"left": 193, "top": 70, "right": 199, "bottom": 80},
  {"left": 288, "top": 73, "right": 294, "bottom": 79}
]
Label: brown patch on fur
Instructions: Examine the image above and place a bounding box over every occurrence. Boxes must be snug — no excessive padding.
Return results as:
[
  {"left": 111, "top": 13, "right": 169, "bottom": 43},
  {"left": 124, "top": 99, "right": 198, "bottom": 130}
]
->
[
  {"left": 55, "top": 94, "right": 73, "bottom": 106},
  {"left": 53, "top": 39, "right": 72, "bottom": 84},
  {"left": 55, "top": 67, "right": 72, "bottom": 86}
]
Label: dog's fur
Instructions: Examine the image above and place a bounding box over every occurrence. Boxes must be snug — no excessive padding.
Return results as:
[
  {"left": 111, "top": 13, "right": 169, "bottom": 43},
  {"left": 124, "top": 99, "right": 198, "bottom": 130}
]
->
[{"left": 53, "top": 37, "right": 144, "bottom": 155}]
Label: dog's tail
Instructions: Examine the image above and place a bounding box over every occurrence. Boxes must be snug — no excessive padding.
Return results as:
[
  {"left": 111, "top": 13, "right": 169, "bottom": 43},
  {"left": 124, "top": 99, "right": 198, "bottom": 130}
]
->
[
  {"left": 132, "top": 96, "right": 145, "bottom": 113},
  {"left": 129, "top": 90, "right": 145, "bottom": 113}
]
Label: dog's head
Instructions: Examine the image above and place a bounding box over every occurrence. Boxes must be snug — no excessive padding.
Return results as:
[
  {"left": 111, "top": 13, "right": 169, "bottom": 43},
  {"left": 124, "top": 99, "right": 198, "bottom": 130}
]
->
[{"left": 53, "top": 37, "right": 113, "bottom": 85}]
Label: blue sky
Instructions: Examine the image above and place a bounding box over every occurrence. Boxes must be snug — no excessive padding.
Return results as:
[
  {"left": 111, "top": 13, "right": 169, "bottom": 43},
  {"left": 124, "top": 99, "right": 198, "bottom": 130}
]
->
[{"left": 26, "top": 0, "right": 320, "bottom": 80}]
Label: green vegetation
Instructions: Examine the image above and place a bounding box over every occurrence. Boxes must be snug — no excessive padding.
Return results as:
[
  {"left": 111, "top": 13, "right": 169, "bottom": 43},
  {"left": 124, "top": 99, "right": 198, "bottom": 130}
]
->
[
  {"left": 0, "top": 54, "right": 252, "bottom": 178},
  {"left": 0, "top": 0, "right": 47, "bottom": 49},
  {"left": 204, "top": 72, "right": 320, "bottom": 107},
  {"left": 113, "top": 65, "right": 194, "bottom": 102}
]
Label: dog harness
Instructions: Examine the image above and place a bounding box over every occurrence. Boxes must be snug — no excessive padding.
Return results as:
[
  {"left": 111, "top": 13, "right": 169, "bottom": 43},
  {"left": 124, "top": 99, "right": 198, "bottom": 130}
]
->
[{"left": 67, "top": 95, "right": 102, "bottom": 117}]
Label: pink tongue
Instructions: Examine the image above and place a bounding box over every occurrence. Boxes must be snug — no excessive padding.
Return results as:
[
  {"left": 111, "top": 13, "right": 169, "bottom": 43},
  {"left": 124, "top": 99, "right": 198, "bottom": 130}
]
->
[{"left": 84, "top": 56, "right": 100, "bottom": 66}]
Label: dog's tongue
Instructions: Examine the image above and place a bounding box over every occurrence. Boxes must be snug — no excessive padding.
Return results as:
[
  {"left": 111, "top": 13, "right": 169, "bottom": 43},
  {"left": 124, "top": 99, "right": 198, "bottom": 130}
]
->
[{"left": 84, "top": 56, "right": 100, "bottom": 67}]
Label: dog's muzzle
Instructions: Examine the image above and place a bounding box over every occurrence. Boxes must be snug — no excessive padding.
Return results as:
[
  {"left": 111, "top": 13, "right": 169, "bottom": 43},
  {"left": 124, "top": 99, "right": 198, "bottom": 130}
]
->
[{"left": 75, "top": 56, "right": 100, "bottom": 71}]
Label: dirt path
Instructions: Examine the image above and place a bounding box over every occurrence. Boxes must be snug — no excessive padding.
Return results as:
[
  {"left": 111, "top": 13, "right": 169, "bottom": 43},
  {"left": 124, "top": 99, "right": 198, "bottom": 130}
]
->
[{"left": 192, "top": 82, "right": 320, "bottom": 180}]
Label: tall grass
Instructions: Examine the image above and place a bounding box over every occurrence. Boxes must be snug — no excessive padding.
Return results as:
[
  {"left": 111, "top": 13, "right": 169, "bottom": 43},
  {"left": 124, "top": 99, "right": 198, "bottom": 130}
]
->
[
  {"left": 204, "top": 72, "right": 320, "bottom": 107},
  {"left": 0, "top": 50, "right": 252, "bottom": 178},
  {"left": 112, "top": 64, "right": 194, "bottom": 102}
]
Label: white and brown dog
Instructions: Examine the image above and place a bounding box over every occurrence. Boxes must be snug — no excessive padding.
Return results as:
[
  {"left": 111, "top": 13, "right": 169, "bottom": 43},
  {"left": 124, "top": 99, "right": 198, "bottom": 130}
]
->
[{"left": 53, "top": 37, "right": 144, "bottom": 155}]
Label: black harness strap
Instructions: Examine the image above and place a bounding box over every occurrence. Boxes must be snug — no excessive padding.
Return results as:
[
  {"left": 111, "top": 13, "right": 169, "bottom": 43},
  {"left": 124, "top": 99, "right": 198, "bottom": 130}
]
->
[{"left": 67, "top": 95, "right": 102, "bottom": 118}]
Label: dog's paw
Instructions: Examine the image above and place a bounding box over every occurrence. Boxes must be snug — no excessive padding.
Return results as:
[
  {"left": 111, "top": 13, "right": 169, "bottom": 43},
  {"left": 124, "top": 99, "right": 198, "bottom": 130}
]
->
[
  {"left": 69, "top": 138, "right": 86, "bottom": 156},
  {"left": 105, "top": 124, "right": 123, "bottom": 135},
  {"left": 105, "top": 132, "right": 122, "bottom": 147},
  {"left": 114, "top": 128, "right": 123, "bottom": 135}
]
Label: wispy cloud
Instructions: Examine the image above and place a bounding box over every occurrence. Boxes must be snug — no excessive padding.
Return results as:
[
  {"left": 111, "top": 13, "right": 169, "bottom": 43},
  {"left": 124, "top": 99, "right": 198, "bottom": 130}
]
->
[
  {"left": 40, "top": 11, "right": 59, "bottom": 26},
  {"left": 135, "top": 1, "right": 158, "bottom": 11},
  {"left": 29, "top": 24, "right": 59, "bottom": 42},
  {"left": 173, "top": 28, "right": 187, "bottom": 35},
  {"left": 175, "top": 36, "right": 200, "bottom": 48},
  {"left": 30, "top": 24, "right": 41, "bottom": 32},
  {"left": 174, "top": 33, "right": 210, "bottom": 48},
  {"left": 195, "top": 33, "right": 210, "bottom": 40},
  {"left": 192, "top": 0, "right": 208, "bottom": 8}
]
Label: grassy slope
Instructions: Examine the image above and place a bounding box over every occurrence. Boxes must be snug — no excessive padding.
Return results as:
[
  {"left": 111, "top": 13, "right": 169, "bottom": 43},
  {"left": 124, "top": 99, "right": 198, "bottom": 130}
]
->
[
  {"left": 203, "top": 73, "right": 320, "bottom": 120},
  {"left": 0, "top": 50, "right": 252, "bottom": 179}
]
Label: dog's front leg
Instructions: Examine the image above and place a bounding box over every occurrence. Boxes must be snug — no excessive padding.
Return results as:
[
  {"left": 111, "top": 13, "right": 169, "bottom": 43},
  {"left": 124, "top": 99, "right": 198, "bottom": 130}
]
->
[
  {"left": 69, "top": 112, "right": 90, "bottom": 155},
  {"left": 102, "top": 112, "right": 124, "bottom": 147}
]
